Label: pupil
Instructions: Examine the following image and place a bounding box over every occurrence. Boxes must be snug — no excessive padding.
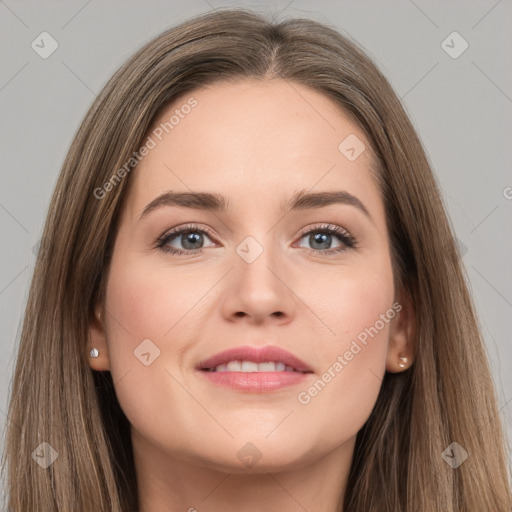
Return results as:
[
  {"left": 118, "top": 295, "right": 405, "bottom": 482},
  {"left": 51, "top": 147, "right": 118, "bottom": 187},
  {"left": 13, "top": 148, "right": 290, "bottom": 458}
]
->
[
  {"left": 311, "top": 232, "right": 331, "bottom": 250},
  {"left": 182, "top": 231, "right": 202, "bottom": 250}
]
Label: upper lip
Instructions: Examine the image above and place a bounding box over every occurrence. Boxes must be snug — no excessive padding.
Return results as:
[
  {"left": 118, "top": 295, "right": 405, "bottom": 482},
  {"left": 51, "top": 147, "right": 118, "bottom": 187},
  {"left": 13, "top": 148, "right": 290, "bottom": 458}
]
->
[{"left": 197, "top": 345, "right": 312, "bottom": 373}]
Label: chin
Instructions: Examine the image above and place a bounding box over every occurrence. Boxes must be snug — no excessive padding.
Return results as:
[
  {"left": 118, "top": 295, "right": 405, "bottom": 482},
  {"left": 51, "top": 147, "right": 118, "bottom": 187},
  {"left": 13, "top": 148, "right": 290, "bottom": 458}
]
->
[{"left": 186, "top": 433, "right": 322, "bottom": 474}]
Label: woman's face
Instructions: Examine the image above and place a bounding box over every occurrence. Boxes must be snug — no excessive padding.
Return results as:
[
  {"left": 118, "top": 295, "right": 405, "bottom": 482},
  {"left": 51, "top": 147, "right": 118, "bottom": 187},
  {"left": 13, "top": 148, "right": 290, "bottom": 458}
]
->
[{"left": 90, "top": 79, "right": 412, "bottom": 473}]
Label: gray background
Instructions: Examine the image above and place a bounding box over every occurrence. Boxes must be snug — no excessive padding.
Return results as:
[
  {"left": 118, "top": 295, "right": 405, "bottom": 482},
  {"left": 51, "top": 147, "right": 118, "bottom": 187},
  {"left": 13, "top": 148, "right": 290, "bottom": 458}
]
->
[{"left": 1, "top": 0, "right": 511, "bottom": 469}]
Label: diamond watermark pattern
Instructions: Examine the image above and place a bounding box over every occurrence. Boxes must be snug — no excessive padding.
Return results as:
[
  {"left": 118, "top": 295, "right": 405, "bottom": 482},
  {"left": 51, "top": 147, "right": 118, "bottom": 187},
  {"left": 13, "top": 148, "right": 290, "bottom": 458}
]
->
[
  {"left": 236, "top": 236, "right": 264, "bottom": 264},
  {"left": 134, "top": 338, "right": 161, "bottom": 366},
  {"left": 31, "top": 32, "right": 59, "bottom": 59},
  {"left": 454, "top": 237, "right": 468, "bottom": 258},
  {"left": 338, "top": 134, "right": 366, "bottom": 161},
  {"left": 236, "top": 442, "right": 262, "bottom": 468},
  {"left": 32, "top": 239, "right": 41, "bottom": 257},
  {"left": 441, "top": 32, "right": 468, "bottom": 59},
  {"left": 441, "top": 442, "right": 468, "bottom": 468},
  {"left": 31, "top": 442, "right": 59, "bottom": 469}
]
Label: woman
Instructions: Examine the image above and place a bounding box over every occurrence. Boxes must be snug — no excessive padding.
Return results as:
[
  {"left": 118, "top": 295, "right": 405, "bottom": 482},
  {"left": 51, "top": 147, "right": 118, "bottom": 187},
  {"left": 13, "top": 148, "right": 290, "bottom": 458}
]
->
[{"left": 2, "top": 8, "right": 511, "bottom": 512}]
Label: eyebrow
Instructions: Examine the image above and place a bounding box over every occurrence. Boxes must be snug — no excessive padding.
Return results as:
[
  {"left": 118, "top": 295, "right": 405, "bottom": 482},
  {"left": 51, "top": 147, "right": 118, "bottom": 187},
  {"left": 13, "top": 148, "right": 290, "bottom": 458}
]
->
[{"left": 139, "top": 189, "right": 373, "bottom": 222}]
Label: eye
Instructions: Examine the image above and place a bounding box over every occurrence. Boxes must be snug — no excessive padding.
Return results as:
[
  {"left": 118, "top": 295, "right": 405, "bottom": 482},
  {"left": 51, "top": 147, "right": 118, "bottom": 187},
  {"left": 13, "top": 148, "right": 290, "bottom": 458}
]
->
[
  {"left": 294, "top": 223, "right": 357, "bottom": 255},
  {"left": 155, "top": 224, "right": 217, "bottom": 255},
  {"left": 155, "top": 222, "right": 357, "bottom": 256}
]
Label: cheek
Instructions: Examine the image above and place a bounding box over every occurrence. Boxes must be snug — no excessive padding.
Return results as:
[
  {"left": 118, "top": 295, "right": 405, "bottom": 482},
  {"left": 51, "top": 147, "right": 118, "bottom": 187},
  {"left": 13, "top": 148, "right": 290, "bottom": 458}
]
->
[
  {"left": 335, "top": 273, "right": 394, "bottom": 358},
  {"left": 101, "top": 255, "right": 206, "bottom": 446},
  {"left": 104, "top": 253, "right": 216, "bottom": 352},
  {"left": 294, "top": 258, "right": 394, "bottom": 435},
  {"left": 102, "top": 249, "right": 236, "bottom": 432},
  {"left": 311, "top": 250, "right": 395, "bottom": 357}
]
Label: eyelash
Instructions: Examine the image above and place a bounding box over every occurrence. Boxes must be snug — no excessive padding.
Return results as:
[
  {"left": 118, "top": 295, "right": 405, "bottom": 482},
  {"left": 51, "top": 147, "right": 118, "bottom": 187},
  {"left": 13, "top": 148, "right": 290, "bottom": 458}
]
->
[{"left": 154, "top": 223, "right": 358, "bottom": 256}]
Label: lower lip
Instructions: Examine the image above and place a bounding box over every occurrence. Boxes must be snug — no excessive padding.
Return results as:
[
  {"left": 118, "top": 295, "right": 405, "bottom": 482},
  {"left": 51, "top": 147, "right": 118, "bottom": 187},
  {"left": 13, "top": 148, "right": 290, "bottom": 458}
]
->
[{"left": 199, "top": 370, "right": 310, "bottom": 392}]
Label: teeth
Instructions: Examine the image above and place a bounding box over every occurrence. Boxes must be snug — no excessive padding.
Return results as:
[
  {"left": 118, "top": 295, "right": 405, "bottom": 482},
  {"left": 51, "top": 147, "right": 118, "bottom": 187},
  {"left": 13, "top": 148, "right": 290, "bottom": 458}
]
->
[
  {"left": 258, "top": 362, "right": 276, "bottom": 371},
  {"left": 226, "top": 361, "right": 241, "bottom": 371},
  {"left": 212, "top": 360, "right": 296, "bottom": 372},
  {"left": 241, "top": 361, "right": 258, "bottom": 372}
]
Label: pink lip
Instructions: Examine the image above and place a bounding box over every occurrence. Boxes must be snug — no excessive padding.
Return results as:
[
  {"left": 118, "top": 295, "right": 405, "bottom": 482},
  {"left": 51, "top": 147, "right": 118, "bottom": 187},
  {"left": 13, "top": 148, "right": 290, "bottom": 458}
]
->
[
  {"left": 196, "top": 345, "right": 313, "bottom": 393},
  {"left": 196, "top": 345, "right": 312, "bottom": 372}
]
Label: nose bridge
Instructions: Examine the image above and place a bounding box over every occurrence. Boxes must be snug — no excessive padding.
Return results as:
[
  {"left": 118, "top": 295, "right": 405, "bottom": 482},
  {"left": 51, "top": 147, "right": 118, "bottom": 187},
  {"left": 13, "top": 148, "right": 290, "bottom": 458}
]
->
[
  {"left": 220, "top": 229, "right": 295, "bottom": 322},
  {"left": 234, "top": 231, "right": 281, "bottom": 291},
  {"left": 229, "top": 196, "right": 279, "bottom": 267}
]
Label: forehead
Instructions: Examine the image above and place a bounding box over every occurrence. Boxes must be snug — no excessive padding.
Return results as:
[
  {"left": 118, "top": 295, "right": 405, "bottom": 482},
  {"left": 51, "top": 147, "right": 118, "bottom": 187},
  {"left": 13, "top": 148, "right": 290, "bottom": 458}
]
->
[{"left": 126, "top": 79, "right": 381, "bottom": 218}]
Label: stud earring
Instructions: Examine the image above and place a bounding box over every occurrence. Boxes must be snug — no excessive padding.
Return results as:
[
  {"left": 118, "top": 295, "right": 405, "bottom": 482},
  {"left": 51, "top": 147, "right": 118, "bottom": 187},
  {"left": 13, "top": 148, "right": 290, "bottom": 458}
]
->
[
  {"left": 398, "top": 355, "right": 408, "bottom": 368},
  {"left": 89, "top": 348, "right": 99, "bottom": 358}
]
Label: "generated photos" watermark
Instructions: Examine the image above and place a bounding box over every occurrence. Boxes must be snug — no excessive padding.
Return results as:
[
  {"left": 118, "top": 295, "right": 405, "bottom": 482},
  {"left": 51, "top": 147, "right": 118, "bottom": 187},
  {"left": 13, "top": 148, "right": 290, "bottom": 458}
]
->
[
  {"left": 94, "top": 97, "right": 197, "bottom": 200},
  {"left": 297, "top": 301, "right": 402, "bottom": 405}
]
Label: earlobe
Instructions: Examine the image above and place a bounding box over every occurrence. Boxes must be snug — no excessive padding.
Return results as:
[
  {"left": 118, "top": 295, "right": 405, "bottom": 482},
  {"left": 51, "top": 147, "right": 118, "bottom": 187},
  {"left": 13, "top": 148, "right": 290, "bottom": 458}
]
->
[
  {"left": 385, "top": 288, "right": 416, "bottom": 373},
  {"left": 88, "top": 304, "right": 111, "bottom": 371}
]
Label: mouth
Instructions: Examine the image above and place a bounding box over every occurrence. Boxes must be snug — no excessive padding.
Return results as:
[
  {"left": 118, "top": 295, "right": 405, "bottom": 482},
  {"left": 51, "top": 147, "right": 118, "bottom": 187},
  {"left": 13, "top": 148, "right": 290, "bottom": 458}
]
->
[
  {"left": 203, "top": 361, "right": 302, "bottom": 373},
  {"left": 197, "top": 345, "right": 312, "bottom": 373},
  {"left": 196, "top": 345, "right": 313, "bottom": 392}
]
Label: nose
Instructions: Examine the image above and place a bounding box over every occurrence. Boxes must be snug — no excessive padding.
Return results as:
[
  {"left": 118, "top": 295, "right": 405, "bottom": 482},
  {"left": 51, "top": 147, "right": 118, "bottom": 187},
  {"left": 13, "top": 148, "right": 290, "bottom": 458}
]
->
[{"left": 219, "top": 238, "right": 296, "bottom": 326}]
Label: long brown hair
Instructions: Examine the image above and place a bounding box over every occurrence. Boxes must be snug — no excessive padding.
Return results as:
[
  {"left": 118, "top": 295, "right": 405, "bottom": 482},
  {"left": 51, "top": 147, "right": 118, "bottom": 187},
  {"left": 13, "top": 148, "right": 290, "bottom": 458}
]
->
[{"left": 2, "top": 8, "right": 511, "bottom": 511}]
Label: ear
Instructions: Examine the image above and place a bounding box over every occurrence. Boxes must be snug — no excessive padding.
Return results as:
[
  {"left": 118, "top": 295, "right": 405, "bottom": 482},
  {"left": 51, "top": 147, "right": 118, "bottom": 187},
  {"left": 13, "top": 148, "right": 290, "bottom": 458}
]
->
[
  {"left": 88, "top": 303, "right": 111, "bottom": 371},
  {"left": 386, "top": 286, "right": 415, "bottom": 373}
]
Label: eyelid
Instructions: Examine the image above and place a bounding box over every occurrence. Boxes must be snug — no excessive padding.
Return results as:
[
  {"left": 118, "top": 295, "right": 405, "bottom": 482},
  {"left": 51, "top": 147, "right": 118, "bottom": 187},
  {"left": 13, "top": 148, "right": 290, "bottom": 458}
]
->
[{"left": 296, "top": 222, "right": 351, "bottom": 239}]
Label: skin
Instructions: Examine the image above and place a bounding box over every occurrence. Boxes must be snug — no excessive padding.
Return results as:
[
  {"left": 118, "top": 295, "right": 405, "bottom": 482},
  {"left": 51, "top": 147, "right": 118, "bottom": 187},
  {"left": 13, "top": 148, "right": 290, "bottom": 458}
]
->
[{"left": 89, "top": 79, "right": 415, "bottom": 512}]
